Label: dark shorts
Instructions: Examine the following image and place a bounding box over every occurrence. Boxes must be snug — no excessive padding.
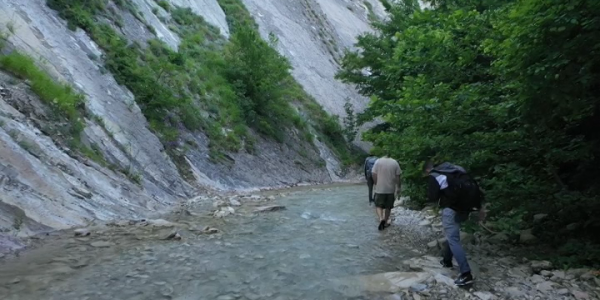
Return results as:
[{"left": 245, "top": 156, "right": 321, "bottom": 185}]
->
[{"left": 374, "top": 193, "right": 395, "bottom": 209}]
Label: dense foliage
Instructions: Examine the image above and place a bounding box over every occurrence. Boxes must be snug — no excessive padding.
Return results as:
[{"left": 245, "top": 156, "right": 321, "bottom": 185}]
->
[{"left": 338, "top": 0, "right": 600, "bottom": 266}]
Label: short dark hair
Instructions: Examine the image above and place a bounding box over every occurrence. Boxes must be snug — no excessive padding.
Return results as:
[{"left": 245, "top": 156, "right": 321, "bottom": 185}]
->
[{"left": 422, "top": 160, "right": 434, "bottom": 173}]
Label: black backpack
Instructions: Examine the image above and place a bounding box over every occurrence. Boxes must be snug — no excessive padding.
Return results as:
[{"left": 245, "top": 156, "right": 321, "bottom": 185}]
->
[
  {"left": 438, "top": 171, "right": 483, "bottom": 212},
  {"left": 365, "top": 157, "right": 378, "bottom": 178}
]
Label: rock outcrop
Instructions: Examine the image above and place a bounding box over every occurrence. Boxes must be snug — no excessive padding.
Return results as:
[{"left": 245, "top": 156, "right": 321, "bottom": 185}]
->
[
  {"left": 0, "top": 0, "right": 381, "bottom": 249},
  {"left": 242, "top": 0, "right": 385, "bottom": 117}
]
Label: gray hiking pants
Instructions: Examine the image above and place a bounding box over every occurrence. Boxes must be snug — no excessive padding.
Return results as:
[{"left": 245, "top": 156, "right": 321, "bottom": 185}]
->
[
  {"left": 367, "top": 176, "right": 374, "bottom": 203},
  {"left": 441, "top": 207, "right": 471, "bottom": 274}
]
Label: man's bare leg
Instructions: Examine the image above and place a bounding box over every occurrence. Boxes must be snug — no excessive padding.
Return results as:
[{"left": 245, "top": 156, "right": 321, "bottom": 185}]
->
[
  {"left": 376, "top": 207, "right": 384, "bottom": 221},
  {"left": 385, "top": 208, "right": 392, "bottom": 225}
]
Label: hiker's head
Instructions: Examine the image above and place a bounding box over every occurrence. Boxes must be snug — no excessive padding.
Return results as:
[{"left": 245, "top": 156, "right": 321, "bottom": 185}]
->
[{"left": 422, "top": 160, "right": 435, "bottom": 175}]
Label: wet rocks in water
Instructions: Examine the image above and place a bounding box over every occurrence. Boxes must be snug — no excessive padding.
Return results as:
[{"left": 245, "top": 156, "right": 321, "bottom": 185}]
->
[
  {"left": 163, "top": 231, "right": 182, "bottom": 241},
  {"left": 90, "top": 241, "right": 114, "bottom": 248},
  {"left": 74, "top": 228, "right": 91, "bottom": 237},
  {"left": 202, "top": 227, "right": 219, "bottom": 234},
  {"left": 213, "top": 199, "right": 227, "bottom": 208},
  {"left": 229, "top": 198, "right": 242, "bottom": 206},
  {"left": 254, "top": 205, "right": 286, "bottom": 212},
  {"left": 144, "top": 219, "right": 179, "bottom": 227},
  {"left": 214, "top": 206, "right": 235, "bottom": 218}
]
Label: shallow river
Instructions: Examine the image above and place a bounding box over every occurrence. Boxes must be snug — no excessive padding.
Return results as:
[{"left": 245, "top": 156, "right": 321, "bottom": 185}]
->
[{"left": 0, "top": 184, "right": 429, "bottom": 300}]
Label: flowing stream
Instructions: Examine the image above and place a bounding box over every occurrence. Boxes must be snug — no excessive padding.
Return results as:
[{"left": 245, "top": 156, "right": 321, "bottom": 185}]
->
[{"left": 0, "top": 184, "right": 433, "bottom": 300}]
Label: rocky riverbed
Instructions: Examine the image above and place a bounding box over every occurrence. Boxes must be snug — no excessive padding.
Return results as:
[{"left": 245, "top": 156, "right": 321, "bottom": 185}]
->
[{"left": 0, "top": 184, "right": 598, "bottom": 300}]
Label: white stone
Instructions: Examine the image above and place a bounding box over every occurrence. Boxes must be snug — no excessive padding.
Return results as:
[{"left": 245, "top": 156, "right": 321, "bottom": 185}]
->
[
  {"left": 473, "top": 291, "right": 495, "bottom": 300},
  {"left": 531, "top": 260, "right": 553, "bottom": 273},
  {"left": 213, "top": 199, "right": 227, "bottom": 208},
  {"left": 355, "top": 271, "right": 433, "bottom": 293},
  {"left": 427, "top": 240, "right": 438, "bottom": 248},
  {"left": 434, "top": 273, "right": 458, "bottom": 288},
  {"left": 419, "top": 220, "right": 432, "bottom": 226},
  {"left": 536, "top": 281, "right": 555, "bottom": 293}
]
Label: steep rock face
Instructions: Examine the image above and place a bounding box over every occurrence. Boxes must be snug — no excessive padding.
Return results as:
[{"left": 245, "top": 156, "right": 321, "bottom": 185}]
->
[
  {"left": 169, "top": 0, "right": 230, "bottom": 37},
  {"left": 0, "top": 0, "right": 333, "bottom": 246},
  {"left": 0, "top": 1, "right": 189, "bottom": 196},
  {"left": 0, "top": 72, "right": 178, "bottom": 251},
  {"left": 241, "top": 0, "right": 386, "bottom": 117},
  {"left": 0, "top": 0, "right": 379, "bottom": 249}
]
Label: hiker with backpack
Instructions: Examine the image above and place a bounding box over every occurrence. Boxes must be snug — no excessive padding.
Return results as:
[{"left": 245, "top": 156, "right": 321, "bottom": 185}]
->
[
  {"left": 364, "top": 154, "right": 379, "bottom": 205},
  {"left": 423, "top": 161, "right": 486, "bottom": 286}
]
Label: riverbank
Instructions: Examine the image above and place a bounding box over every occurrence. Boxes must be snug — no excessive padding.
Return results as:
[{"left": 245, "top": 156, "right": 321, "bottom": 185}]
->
[
  {"left": 1, "top": 184, "right": 598, "bottom": 299},
  {"left": 381, "top": 203, "right": 600, "bottom": 300}
]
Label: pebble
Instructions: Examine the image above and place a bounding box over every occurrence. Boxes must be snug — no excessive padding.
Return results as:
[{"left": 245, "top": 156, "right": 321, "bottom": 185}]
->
[
  {"left": 531, "top": 274, "right": 545, "bottom": 283},
  {"left": 536, "top": 281, "right": 555, "bottom": 293},
  {"left": 419, "top": 220, "right": 432, "bottom": 226},
  {"left": 410, "top": 283, "right": 428, "bottom": 292},
  {"left": 530, "top": 260, "right": 553, "bottom": 273},
  {"left": 572, "top": 290, "right": 590, "bottom": 300},
  {"left": 74, "top": 228, "right": 91, "bottom": 237},
  {"left": 473, "top": 291, "right": 494, "bottom": 300},
  {"left": 556, "top": 288, "right": 570, "bottom": 295}
]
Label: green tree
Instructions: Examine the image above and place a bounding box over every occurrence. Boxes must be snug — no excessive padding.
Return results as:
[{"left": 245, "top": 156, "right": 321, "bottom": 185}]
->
[
  {"left": 223, "top": 25, "right": 296, "bottom": 140},
  {"left": 339, "top": 0, "right": 600, "bottom": 266}
]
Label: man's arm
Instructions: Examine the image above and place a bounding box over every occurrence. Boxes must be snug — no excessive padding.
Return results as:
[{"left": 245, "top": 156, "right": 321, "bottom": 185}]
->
[
  {"left": 427, "top": 175, "right": 441, "bottom": 203},
  {"left": 395, "top": 163, "right": 402, "bottom": 197},
  {"left": 395, "top": 175, "right": 401, "bottom": 198},
  {"left": 371, "top": 160, "right": 379, "bottom": 185}
]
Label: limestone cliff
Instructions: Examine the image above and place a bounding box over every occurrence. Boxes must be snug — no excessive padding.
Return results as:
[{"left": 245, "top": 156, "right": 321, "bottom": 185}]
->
[{"left": 0, "top": 0, "right": 382, "bottom": 250}]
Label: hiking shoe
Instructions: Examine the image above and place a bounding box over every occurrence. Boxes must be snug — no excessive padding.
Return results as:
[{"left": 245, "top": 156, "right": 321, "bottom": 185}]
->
[
  {"left": 440, "top": 260, "right": 453, "bottom": 268},
  {"left": 378, "top": 220, "right": 386, "bottom": 231},
  {"left": 454, "top": 272, "right": 474, "bottom": 286}
]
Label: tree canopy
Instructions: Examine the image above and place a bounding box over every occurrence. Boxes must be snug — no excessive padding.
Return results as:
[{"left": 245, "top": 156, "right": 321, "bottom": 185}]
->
[{"left": 338, "top": 0, "right": 600, "bottom": 266}]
